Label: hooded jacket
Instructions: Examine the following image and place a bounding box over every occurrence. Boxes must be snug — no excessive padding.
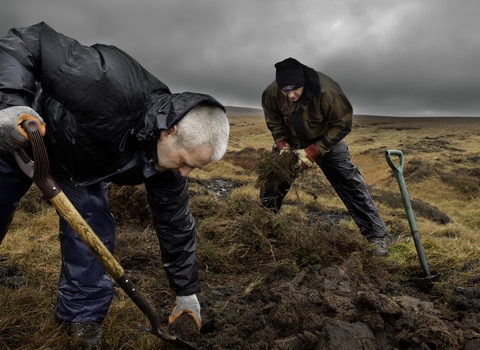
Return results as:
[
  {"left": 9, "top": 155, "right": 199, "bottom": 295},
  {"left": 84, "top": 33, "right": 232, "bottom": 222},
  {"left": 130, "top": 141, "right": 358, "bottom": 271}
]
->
[
  {"left": 0, "top": 22, "right": 224, "bottom": 296},
  {"left": 0, "top": 22, "right": 224, "bottom": 182},
  {"left": 262, "top": 61, "right": 352, "bottom": 155}
]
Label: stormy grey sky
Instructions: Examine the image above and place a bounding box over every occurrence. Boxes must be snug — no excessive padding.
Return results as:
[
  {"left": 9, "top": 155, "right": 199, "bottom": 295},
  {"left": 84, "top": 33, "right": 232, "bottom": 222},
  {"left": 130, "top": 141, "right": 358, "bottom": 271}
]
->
[{"left": 1, "top": 0, "right": 479, "bottom": 116}]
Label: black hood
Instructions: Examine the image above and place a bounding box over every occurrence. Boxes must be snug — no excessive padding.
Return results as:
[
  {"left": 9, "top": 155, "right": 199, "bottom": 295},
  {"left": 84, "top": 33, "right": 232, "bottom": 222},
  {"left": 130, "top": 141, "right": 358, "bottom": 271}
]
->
[
  {"left": 135, "top": 91, "right": 226, "bottom": 142},
  {"left": 300, "top": 63, "right": 321, "bottom": 102}
]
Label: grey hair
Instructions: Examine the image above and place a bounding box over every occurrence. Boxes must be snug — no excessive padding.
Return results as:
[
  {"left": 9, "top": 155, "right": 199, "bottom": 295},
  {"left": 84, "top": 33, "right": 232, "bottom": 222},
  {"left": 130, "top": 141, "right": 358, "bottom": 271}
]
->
[{"left": 174, "top": 104, "right": 230, "bottom": 161}]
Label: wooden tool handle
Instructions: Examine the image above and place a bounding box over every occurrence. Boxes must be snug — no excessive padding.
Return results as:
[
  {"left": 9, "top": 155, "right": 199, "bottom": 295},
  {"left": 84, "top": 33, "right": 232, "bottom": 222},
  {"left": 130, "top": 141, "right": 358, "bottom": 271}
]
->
[{"left": 50, "top": 191, "right": 125, "bottom": 278}]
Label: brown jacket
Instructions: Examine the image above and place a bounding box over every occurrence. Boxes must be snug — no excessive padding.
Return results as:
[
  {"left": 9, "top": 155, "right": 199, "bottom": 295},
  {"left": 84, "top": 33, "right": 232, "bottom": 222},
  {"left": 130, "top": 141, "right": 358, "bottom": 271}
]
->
[{"left": 262, "top": 65, "right": 353, "bottom": 156}]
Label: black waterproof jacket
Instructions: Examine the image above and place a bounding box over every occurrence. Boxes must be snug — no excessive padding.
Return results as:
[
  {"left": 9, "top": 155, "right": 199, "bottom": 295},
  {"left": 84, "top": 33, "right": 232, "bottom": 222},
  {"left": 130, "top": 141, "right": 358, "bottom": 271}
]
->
[{"left": 0, "top": 22, "right": 224, "bottom": 295}]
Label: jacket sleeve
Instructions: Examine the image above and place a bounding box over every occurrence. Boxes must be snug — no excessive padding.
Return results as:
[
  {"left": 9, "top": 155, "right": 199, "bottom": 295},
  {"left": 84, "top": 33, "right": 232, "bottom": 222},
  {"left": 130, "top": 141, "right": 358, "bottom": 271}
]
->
[
  {"left": 0, "top": 23, "right": 42, "bottom": 109},
  {"left": 314, "top": 83, "right": 353, "bottom": 155},
  {"left": 0, "top": 22, "right": 169, "bottom": 116},
  {"left": 145, "top": 171, "right": 200, "bottom": 296},
  {"left": 261, "top": 82, "right": 289, "bottom": 143}
]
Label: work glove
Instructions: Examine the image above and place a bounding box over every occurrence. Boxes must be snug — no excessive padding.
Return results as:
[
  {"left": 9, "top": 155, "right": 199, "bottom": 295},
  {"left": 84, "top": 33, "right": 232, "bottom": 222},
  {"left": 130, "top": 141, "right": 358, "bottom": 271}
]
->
[
  {"left": 276, "top": 140, "right": 291, "bottom": 154},
  {"left": 168, "top": 294, "right": 202, "bottom": 332},
  {"left": 293, "top": 144, "right": 321, "bottom": 172},
  {"left": 0, "top": 106, "right": 46, "bottom": 152},
  {"left": 270, "top": 141, "right": 290, "bottom": 157}
]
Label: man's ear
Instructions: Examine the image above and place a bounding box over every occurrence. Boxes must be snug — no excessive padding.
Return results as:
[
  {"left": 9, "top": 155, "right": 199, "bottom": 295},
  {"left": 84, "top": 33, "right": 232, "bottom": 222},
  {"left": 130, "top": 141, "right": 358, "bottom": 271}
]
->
[
  {"left": 159, "top": 126, "right": 178, "bottom": 139},
  {"left": 168, "top": 125, "right": 178, "bottom": 135}
]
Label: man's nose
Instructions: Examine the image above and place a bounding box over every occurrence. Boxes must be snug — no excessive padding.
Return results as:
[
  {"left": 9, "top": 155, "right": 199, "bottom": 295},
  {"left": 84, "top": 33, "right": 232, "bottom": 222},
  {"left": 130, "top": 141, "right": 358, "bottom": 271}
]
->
[{"left": 178, "top": 166, "right": 193, "bottom": 177}]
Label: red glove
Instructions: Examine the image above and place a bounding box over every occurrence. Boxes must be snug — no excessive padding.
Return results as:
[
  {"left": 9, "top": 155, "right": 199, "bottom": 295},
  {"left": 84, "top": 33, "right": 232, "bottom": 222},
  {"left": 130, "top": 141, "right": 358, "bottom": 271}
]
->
[
  {"left": 293, "top": 144, "right": 321, "bottom": 172},
  {"left": 274, "top": 141, "right": 292, "bottom": 156},
  {"left": 275, "top": 140, "right": 289, "bottom": 151}
]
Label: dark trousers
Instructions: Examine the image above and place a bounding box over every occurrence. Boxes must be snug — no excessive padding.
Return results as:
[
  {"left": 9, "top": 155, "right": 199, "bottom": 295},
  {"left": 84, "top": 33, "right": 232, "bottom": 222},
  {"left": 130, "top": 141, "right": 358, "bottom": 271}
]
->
[
  {"left": 1, "top": 153, "right": 199, "bottom": 321},
  {"left": 0, "top": 155, "right": 115, "bottom": 323},
  {"left": 260, "top": 142, "right": 386, "bottom": 239}
]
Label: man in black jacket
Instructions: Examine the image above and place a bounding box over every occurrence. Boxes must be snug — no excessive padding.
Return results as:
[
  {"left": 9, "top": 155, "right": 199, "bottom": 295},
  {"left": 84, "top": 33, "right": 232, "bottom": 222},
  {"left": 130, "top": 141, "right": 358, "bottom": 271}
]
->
[
  {"left": 260, "top": 57, "right": 388, "bottom": 256},
  {"left": 0, "top": 22, "right": 229, "bottom": 347}
]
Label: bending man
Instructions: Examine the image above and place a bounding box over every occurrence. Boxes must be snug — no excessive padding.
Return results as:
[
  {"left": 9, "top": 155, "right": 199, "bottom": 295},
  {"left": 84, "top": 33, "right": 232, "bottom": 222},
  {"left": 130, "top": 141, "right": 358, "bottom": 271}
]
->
[
  {"left": 260, "top": 57, "right": 387, "bottom": 256},
  {"left": 0, "top": 22, "right": 229, "bottom": 347}
]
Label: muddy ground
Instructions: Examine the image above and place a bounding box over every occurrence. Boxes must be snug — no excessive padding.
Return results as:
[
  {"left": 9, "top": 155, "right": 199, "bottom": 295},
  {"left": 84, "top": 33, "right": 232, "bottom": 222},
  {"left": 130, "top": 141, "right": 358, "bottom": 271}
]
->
[
  {"left": 5, "top": 142, "right": 480, "bottom": 350},
  {"left": 107, "top": 172, "right": 480, "bottom": 350}
]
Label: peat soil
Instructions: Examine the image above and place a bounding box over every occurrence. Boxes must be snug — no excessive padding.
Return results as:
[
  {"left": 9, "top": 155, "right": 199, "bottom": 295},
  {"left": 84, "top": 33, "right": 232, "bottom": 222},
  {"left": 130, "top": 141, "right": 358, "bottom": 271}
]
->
[
  {"left": 6, "top": 163, "right": 480, "bottom": 349},
  {"left": 108, "top": 178, "right": 480, "bottom": 350}
]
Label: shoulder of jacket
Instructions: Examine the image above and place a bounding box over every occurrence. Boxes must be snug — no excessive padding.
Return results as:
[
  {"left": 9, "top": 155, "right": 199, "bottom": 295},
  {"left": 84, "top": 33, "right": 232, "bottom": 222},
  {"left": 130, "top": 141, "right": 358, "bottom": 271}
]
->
[
  {"left": 262, "top": 81, "right": 282, "bottom": 107},
  {"left": 263, "top": 81, "right": 278, "bottom": 94},
  {"left": 317, "top": 72, "right": 342, "bottom": 91}
]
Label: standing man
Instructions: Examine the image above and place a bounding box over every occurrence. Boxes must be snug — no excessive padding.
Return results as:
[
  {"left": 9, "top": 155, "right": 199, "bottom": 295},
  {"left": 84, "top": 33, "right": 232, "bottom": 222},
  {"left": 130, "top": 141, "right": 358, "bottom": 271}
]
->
[
  {"left": 0, "top": 22, "right": 229, "bottom": 347},
  {"left": 260, "top": 57, "right": 388, "bottom": 256}
]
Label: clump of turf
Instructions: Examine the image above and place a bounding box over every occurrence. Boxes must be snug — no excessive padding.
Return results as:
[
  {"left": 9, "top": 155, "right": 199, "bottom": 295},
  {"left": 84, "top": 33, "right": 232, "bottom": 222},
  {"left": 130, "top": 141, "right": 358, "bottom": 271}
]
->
[{"left": 254, "top": 150, "right": 299, "bottom": 191}]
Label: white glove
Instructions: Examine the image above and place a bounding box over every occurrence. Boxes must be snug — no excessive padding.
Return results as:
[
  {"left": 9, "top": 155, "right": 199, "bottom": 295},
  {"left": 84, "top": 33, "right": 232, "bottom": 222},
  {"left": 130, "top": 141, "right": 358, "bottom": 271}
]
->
[
  {"left": 0, "top": 106, "right": 45, "bottom": 152},
  {"left": 279, "top": 143, "right": 291, "bottom": 155},
  {"left": 292, "top": 149, "right": 315, "bottom": 168},
  {"left": 168, "top": 294, "right": 202, "bottom": 332},
  {"left": 292, "top": 144, "right": 321, "bottom": 172}
]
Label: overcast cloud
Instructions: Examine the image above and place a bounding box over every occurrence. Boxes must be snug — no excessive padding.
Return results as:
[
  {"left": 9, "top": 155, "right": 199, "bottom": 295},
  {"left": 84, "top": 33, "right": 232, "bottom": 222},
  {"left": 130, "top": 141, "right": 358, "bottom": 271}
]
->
[{"left": 1, "top": 0, "right": 479, "bottom": 116}]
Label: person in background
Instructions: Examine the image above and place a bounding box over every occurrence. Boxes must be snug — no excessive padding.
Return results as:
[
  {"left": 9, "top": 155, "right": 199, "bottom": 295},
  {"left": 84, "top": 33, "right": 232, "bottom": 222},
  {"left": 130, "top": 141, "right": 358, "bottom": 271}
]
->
[
  {"left": 259, "top": 57, "right": 388, "bottom": 256},
  {"left": 0, "top": 22, "right": 229, "bottom": 348}
]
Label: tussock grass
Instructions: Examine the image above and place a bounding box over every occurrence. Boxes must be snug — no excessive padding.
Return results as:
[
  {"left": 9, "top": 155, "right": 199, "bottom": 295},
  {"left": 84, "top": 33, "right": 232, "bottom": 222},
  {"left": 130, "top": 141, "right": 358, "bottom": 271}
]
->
[{"left": 193, "top": 193, "right": 374, "bottom": 276}]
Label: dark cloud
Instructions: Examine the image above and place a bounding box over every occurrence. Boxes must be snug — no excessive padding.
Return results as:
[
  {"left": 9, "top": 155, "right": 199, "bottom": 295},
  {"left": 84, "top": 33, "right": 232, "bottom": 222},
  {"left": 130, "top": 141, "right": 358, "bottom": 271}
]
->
[{"left": 1, "top": 0, "right": 479, "bottom": 116}]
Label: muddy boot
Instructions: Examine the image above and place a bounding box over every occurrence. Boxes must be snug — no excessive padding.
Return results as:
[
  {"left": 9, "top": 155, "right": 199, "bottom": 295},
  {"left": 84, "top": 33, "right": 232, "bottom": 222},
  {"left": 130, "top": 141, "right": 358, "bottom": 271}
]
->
[
  {"left": 368, "top": 237, "right": 388, "bottom": 256},
  {"left": 66, "top": 321, "right": 104, "bottom": 348}
]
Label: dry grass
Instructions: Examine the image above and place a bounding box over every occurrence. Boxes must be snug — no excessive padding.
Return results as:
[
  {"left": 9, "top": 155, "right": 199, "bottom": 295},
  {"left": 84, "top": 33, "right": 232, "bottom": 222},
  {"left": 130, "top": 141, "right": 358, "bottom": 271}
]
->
[
  {"left": 213, "top": 114, "right": 480, "bottom": 291},
  {"left": 2, "top": 113, "right": 480, "bottom": 348},
  {"left": 226, "top": 114, "right": 272, "bottom": 152}
]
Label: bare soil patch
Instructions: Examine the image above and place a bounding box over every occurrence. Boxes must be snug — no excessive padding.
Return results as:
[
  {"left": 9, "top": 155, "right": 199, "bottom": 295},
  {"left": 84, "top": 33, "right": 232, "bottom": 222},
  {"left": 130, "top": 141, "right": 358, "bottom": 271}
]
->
[{"left": 106, "top": 175, "right": 480, "bottom": 350}]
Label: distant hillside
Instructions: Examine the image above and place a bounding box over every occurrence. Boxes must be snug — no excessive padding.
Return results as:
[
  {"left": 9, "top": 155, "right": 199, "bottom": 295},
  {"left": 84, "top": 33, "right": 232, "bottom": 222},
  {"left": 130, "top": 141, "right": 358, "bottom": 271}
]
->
[
  {"left": 225, "top": 106, "right": 263, "bottom": 116},
  {"left": 225, "top": 108, "right": 479, "bottom": 119},
  {"left": 225, "top": 107, "right": 411, "bottom": 119}
]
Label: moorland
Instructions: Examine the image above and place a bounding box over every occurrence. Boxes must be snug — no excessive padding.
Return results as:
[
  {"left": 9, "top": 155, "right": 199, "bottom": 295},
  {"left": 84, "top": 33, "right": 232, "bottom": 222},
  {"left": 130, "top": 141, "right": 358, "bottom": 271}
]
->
[{"left": 1, "top": 109, "right": 480, "bottom": 349}]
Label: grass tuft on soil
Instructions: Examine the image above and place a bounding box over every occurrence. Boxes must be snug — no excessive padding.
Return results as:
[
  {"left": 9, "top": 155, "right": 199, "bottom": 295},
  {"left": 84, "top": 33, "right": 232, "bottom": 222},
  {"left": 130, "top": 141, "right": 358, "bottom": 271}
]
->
[{"left": 253, "top": 150, "right": 299, "bottom": 192}]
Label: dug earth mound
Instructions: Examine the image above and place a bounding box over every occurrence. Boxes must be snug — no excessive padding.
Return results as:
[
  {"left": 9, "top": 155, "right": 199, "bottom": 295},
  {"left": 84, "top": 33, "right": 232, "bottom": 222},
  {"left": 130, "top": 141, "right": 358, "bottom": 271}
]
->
[
  {"left": 196, "top": 255, "right": 480, "bottom": 350},
  {"left": 191, "top": 254, "right": 480, "bottom": 350},
  {"left": 107, "top": 181, "right": 480, "bottom": 350}
]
